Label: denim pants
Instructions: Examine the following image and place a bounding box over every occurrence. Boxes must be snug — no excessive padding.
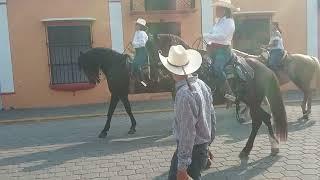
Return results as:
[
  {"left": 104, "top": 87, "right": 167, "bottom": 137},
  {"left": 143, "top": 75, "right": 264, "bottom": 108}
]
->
[
  {"left": 133, "top": 47, "right": 148, "bottom": 72},
  {"left": 168, "top": 143, "right": 209, "bottom": 180},
  {"left": 269, "top": 49, "right": 284, "bottom": 70},
  {"left": 209, "top": 47, "right": 232, "bottom": 86}
]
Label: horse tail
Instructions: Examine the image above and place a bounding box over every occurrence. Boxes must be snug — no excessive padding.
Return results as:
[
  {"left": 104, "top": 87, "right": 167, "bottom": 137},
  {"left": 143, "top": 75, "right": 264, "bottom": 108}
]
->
[
  {"left": 265, "top": 73, "right": 288, "bottom": 141},
  {"left": 313, "top": 57, "right": 320, "bottom": 91}
]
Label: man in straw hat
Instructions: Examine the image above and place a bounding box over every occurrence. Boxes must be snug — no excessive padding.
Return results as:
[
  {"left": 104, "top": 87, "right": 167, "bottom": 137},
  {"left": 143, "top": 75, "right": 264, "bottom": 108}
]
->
[
  {"left": 131, "top": 18, "right": 149, "bottom": 87},
  {"left": 159, "top": 45, "right": 216, "bottom": 180},
  {"left": 203, "top": 0, "right": 240, "bottom": 108}
]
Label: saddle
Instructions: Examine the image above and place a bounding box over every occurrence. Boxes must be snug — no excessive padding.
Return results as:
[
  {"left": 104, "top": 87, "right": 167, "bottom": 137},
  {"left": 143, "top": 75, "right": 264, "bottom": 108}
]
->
[
  {"left": 224, "top": 54, "right": 254, "bottom": 82},
  {"left": 263, "top": 50, "right": 288, "bottom": 70}
]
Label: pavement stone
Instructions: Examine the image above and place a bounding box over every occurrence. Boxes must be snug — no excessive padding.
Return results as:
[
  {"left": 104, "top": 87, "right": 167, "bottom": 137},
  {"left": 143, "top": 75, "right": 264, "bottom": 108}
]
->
[{"left": 0, "top": 104, "right": 319, "bottom": 179}]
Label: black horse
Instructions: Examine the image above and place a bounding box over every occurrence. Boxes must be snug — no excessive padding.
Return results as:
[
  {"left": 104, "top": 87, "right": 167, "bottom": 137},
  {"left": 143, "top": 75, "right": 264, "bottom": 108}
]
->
[{"left": 78, "top": 48, "right": 136, "bottom": 138}]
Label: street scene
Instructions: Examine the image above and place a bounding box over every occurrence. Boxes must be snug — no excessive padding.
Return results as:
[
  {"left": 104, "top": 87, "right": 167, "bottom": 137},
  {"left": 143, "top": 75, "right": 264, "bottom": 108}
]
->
[
  {"left": 0, "top": 102, "right": 319, "bottom": 180},
  {"left": 0, "top": 0, "right": 320, "bottom": 179}
]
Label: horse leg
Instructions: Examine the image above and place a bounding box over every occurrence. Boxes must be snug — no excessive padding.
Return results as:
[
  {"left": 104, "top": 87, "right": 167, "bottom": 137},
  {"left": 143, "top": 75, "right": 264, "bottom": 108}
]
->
[
  {"left": 260, "top": 108, "right": 280, "bottom": 155},
  {"left": 291, "top": 78, "right": 312, "bottom": 118},
  {"left": 305, "top": 89, "right": 312, "bottom": 117},
  {"left": 98, "top": 94, "right": 120, "bottom": 138},
  {"left": 299, "top": 87, "right": 312, "bottom": 119},
  {"left": 119, "top": 95, "right": 137, "bottom": 134},
  {"left": 239, "top": 106, "right": 262, "bottom": 158},
  {"left": 239, "top": 105, "right": 250, "bottom": 123}
]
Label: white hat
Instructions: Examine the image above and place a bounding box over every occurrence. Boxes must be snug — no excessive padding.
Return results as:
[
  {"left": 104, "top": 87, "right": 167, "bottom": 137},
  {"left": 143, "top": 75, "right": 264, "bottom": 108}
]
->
[
  {"left": 212, "top": 0, "right": 240, "bottom": 12},
  {"left": 159, "top": 45, "right": 202, "bottom": 75},
  {"left": 136, "top": 18, "right": 146, "bottom": 27}
]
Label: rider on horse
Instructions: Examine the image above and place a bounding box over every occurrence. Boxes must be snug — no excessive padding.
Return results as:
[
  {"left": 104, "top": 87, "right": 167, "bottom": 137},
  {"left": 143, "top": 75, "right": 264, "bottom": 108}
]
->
[
  {"left": 131, "top": 18, "right": 149, "bottom": 87},
  {"left": 264, "top": 22, "right": 285, "bottom": 71},
  {"left": 203, "top": 0, "right": 240, "bottom": 107}
]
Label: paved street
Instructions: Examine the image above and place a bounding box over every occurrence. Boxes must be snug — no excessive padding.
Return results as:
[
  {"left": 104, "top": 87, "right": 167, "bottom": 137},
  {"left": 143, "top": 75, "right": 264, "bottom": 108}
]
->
[{"left": 0, "top": 103, "right": 319, "bottom": 180}]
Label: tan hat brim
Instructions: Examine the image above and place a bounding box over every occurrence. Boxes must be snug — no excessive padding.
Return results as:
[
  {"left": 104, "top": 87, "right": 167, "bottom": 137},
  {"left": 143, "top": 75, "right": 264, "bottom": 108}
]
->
[
  {"left": 159, "top": 49, "right": 202, "bottom": 75},
  {"left": 212, "top": 2, "right": 240, "bottom": 11}
]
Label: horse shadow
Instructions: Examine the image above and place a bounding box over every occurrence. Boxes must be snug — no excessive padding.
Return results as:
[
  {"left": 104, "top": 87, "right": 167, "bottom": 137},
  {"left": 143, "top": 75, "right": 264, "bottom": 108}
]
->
[
  {"left": 217, "top": 105, "right": 317, "bottom": 144},
  {"left": 0, "top": 130, "right": 175, "bottom": 172}
]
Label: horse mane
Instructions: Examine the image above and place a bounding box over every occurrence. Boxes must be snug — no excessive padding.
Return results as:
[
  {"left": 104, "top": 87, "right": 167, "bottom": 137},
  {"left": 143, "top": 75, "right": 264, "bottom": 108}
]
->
[
  {"left": 78, "top": 47, "right": 128, "bottom": 84},
  {"left": 158, "top": 34, "right": 192, "bottom": 49}
]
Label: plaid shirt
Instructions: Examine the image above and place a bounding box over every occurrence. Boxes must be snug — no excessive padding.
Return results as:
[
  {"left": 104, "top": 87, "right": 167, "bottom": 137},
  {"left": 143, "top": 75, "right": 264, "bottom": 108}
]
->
[{"left": 173, "top": 75, "right": 216, "bottom": 170}]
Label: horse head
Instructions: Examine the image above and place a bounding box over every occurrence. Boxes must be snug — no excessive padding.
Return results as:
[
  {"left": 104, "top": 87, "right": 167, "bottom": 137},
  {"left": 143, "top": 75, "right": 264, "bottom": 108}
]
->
[{"left": 78, "top": 49, "right": 102, "bottom": 84}]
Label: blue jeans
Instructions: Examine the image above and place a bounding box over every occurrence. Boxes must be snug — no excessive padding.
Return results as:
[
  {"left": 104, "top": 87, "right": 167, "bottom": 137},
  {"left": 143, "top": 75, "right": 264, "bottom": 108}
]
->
[
  {"left": 168, "top": 143, "right": 208, "bottom": 180},
  {"left": 209, "top": 47, "right": 232, "bottom": 85},
  {"left": 133, "top": 47, "right": 148, "bottom": 72},
  {"left": 269, "top": 49, "right": 284, "bottom": 70}
]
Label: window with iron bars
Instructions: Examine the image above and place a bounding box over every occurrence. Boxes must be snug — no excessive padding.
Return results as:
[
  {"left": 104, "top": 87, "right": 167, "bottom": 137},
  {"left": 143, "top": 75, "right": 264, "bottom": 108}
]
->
[{"left": 46, "top": 25, "right": 92, "bottom": 87}]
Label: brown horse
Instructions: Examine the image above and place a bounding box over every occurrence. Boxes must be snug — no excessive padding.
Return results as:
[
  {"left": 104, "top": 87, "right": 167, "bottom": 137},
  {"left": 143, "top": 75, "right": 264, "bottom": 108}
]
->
[
  {"left": 234, "top": 49, "right": 320, "bottom": 119},
  {"left": 150, "top": 34, "right": 288, "bottom": 158}
]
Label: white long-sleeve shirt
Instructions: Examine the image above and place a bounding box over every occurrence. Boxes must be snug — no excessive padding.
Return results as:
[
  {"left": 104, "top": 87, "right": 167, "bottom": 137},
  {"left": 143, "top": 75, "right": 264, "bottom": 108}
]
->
[
  {"left": 269, "top": 30, "right": 284, "bottom": 50},
  {"left": 132, "top": 30, "right": 148, "bottom": 48},
  {"left": 203, "top": 17, "right": 235, "bottom": 46}
]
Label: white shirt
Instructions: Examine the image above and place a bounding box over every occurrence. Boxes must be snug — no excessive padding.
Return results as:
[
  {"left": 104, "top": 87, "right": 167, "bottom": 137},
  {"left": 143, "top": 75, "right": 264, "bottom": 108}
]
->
[
  {"left": 132, "top": 30, "right": 148, "bottom": 48},
  {"left": 203, "top": 17, "right": 235, "bottom": 46},
  {"left": 269, "top": 30, "right": 284, "bottom": 50}
]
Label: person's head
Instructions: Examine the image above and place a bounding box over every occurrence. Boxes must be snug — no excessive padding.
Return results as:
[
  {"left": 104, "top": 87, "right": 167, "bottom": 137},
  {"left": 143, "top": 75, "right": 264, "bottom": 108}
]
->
[
  {"left": 158, "top": 45, "right": 202, "bottom": 82},
  {"left": 216, "top": 6, "right": 233, "bottom": 18},
  {"left": 135, "top": 18, "right": 147, "bottom": 31},
  {"left": 272, "top": 22, "right": 282, "bottom": 34},
  {"left": 212, "top": 0, "right": 239, "bottom": 19}
]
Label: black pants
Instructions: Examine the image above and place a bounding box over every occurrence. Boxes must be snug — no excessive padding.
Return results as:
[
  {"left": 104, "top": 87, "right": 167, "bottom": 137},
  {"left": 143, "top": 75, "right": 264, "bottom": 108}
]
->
[{"left": 168, "top": 143, "right": 208, "bottom": 180}]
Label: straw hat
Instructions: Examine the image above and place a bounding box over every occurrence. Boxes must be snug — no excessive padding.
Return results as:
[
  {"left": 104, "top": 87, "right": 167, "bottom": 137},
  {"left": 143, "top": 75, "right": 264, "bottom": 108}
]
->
[
  {"left": 136, "top": 18, "right": 146, "bottom": 27},
  {"left": 212, "top": 0, "right": 240, "bottom": 12},
  {"left": 159, "top": 45, "right": 202, "bottom": 75}
]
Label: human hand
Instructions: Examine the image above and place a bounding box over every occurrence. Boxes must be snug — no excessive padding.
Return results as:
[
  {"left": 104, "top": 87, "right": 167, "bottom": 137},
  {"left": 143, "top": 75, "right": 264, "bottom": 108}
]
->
[{"left": 177, "top": 170, "right": 192, "bottom": 180}]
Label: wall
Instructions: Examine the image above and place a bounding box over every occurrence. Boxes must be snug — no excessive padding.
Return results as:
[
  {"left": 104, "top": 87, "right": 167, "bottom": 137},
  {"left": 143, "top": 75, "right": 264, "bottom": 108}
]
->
[
  {"left": 3, "top": 0, "right": 111, "bottom": 108},
  {"left": 233, "top": 0, "right": 307, "bottom": 54},
  {"left": 122, "top": 0, "right": 202, "bottom": 48}
]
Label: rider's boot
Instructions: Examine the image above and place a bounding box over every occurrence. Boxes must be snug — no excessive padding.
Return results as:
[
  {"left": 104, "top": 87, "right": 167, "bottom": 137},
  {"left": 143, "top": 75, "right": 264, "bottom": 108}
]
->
[{"left": 139, "top": 69, "right": 147, "bottom": 87}]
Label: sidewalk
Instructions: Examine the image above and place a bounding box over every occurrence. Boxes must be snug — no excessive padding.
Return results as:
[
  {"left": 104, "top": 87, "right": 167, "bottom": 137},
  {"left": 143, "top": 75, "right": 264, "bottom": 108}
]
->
[{"left": 0, "top": 90, "right": 319, "bottom": 124}]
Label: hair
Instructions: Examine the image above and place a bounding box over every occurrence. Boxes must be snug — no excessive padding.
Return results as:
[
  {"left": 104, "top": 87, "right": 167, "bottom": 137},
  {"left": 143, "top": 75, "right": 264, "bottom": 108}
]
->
[
  {"left": 137, "top": 24, "right": 148, "bottom": 31},
  {"left": 225, "top": 8, "right": 233, "bottom": 18}
]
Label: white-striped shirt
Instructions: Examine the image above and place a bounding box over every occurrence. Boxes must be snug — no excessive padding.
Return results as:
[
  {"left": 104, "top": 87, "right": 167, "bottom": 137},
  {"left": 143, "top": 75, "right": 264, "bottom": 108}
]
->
[{"left": 173, "top": 75, "right": 216, "bottom": 170}]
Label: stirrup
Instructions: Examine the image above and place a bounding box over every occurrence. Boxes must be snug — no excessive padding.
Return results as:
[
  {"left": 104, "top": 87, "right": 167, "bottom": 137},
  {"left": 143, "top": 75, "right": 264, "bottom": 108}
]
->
[{"left": 224, "top": 94, "right": 236, "bottom": 102}]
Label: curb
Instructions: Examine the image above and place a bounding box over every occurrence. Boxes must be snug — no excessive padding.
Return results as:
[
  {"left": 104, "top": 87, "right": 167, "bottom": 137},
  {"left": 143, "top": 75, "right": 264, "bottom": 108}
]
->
[
  {"left": 1, "top": 98, "right": 319, "bottom": 125},
  {"left": 0, "top": 108, "right": 173, "bottom": 125}
]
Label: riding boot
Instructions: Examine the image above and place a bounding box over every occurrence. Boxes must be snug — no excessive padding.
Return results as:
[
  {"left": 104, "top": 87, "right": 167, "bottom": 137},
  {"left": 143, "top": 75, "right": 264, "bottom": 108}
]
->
[
  {"left": 139, "top": 69, "right": 147, "bottom": 87},
  {"left": 223, "top": 80, "right": 236, "bottom": 109}
]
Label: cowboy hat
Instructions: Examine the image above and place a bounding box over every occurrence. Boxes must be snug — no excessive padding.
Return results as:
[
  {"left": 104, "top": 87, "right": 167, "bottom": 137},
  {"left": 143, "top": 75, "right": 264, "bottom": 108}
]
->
[
  {"left": 211, "top": 0, "right": 240, "bottom": 12},
  {"left": 159, "top": 45, "right": 202, "bottom": 75},
  {"left": 136, "top": 18, "right": 147, "bottom": 27}
]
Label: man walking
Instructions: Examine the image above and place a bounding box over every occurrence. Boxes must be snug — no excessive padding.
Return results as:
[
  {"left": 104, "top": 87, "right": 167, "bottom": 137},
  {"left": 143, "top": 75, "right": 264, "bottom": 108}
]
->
[{"left": 159, "top": 45, "right": 216, "bottom": 180}]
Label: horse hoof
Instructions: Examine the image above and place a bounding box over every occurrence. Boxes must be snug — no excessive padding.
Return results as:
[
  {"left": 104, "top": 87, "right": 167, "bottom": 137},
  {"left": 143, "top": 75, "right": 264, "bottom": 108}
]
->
[
  {"left": 238, "top": 118, "right": 246, "bottom": 124},
  {"left": 239, "top": 151, "right": 249, "bottom": 159},
  {"left": 98, "top": 131, "right": 108, "bottom": 138},
  {"left": 271, "top": 148, "right": 279, "bottom": 156},
  {"left": 128, "top": 128, "right": 136, "bottom": 134}
]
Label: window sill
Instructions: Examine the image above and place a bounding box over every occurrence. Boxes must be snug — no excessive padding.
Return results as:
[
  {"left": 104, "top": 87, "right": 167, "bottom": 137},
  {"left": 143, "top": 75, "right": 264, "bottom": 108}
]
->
[
  {"left": 130, "top": 9, "right": 196, "bottom": 15},
  {"left": 50, "top": 83, "right": 96, "bottom": 92}
]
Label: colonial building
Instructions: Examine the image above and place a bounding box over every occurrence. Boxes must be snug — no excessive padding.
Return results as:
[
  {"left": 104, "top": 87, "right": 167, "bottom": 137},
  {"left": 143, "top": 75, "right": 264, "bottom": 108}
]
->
[{"left": 0, "top": 0, "right": 318, "bottom": 109}]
